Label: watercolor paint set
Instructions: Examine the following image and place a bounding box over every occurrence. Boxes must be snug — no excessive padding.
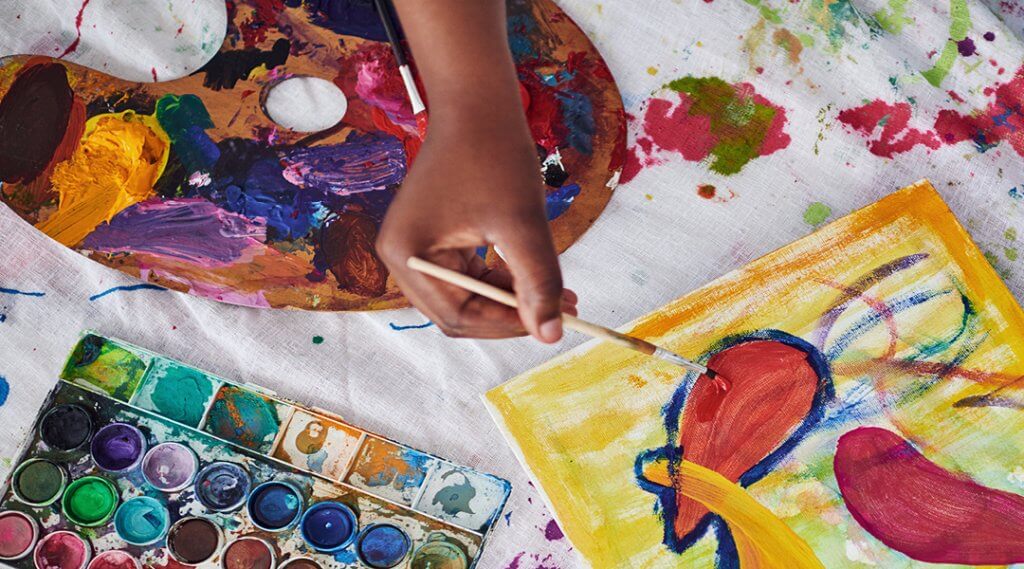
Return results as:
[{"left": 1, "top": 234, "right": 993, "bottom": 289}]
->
[{"left": 0, "top": 332, "right": 510, "bottom": 568}]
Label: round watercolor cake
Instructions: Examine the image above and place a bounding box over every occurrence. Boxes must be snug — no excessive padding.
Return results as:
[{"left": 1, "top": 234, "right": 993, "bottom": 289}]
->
[{"left": 0, "top": 0, "right": 625, "bottom": 310}]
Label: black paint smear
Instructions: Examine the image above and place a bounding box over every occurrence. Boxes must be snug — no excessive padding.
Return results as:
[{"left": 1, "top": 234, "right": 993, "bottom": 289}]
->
[
  {"left": 542, "top": 158, "right": 569, "bottom": 188},
  {"left": 40, "top": 404, "right": 93, "bottom": 450},
  {"left": 85, "top": 88, "right": 156, "bottom": 117},
  {"left": 0, "top": 62, "right": 73, "bottom": 183},
  {"left": 153, "top": 151, "right": 189, "bottom": 199},
  {"left": 194, "top": 38, "right": 291, "bottom": 91}
]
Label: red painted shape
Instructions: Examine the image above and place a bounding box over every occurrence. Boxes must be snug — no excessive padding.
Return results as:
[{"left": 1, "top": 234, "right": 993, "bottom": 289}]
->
[
  {"left": 673, "top": 340, "right": 819, "bottom": 541},
  {"left": 835, "top": 427, "right": 1024, "bottom": 564},
  {"left": 57, "top": 0, "right": 92, "bottom": 59}
]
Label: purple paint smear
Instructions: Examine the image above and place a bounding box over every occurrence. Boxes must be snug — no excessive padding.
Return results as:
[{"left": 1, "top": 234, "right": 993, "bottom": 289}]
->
[
  {"left": 544, "top": 520, "right": 564, "bottom": 540},
  {"left": 83, "top": 199, "right": 267, "bottom": 266},
  {"left": 281, "top": 132, "right": 406, "bottom": 196},
  {"left": 957, "top": 37, "right": 977, "bottom": 56}
]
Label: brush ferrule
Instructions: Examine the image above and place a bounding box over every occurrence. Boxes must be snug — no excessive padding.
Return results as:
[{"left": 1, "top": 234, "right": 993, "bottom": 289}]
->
[
  {"left": 652, "top": 347, "right": 707, "bottom": 374},
  {"left": 399, "top": 65, "right": 427, "bottom": 114}
]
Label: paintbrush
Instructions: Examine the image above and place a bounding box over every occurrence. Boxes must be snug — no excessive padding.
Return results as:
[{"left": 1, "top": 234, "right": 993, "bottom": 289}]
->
[
  {"left": 372, "top": 0, "right": 428, "bottom": 138},
  {"left": 407, "top": 256, "right": 730, "bottom": 389}
]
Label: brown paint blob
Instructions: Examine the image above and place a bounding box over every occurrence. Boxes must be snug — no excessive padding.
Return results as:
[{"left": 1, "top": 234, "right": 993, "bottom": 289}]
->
[
  {"left": 697, "top": 184, "right": 716, "bottom": 199},
  {"left": 0, "top": 61, "right": 74, "bottom": 184},
  {"left": 167, "top": 517, "right": 220, "bottom": 564},
  {"left": 320, "top": 212, "right": 389, "bottom": 297}
]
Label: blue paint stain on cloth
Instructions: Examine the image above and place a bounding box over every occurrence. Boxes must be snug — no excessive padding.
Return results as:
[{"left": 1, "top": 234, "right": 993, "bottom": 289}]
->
[
  {"left": 0, "top": 376, "right": 8, "bottom": 406},
  {"left": 89, "top": 284, "right": 166, "bottom": 301}
]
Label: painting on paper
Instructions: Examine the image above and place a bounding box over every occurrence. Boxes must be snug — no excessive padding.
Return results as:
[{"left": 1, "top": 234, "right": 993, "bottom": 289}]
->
[{"left": 486, "top": 181, "right": 1024, "bottom": 567}]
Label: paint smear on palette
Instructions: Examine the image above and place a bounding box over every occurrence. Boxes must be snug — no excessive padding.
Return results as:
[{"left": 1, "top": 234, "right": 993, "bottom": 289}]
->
[
  {"left": 344, "top": 437, "right": 434, "bottom": 505},
  {"left": 0, "top": 0, "right": 624, "bottom": 312},
  {"left": 835, "top": 427, "right": 1024, "bottom": 564},
  {"left": 133, "top": 359, "right": 221, "bottom": 427},
  {"left": 273, "top": 410, "right": 362, "bottom": 479},
  {"left": 838, "top": 64, "right": 1024, "bottom": 158},
  {"left": 415, "top": 463, "right": 512, "bottom": 532},
  {"left": 203, "top": 384, "right": 288, "bottom": 452},
  {"left": 622, "top": 76, "right": 790, "bottom": 183},
  {"left": 61, "top": 334, "right": 149, "bottom": 401}
]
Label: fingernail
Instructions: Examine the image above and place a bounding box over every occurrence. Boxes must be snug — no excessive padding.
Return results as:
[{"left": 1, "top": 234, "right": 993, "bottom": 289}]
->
[{"left": 539, "top": 318, "right": 563, "bottom": 343}]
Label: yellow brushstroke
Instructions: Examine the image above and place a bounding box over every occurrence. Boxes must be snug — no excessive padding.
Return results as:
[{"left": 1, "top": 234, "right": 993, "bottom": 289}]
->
[
  {"left": 38, "top": 111, "right": 169, "bottom": 246},
  {"left": 641, "top": 459, "right": 823, "bottom": 569}
]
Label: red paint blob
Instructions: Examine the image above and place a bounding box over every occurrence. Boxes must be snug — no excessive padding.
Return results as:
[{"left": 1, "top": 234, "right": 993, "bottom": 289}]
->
[
  {"left": 835, "top": 427, "right": 1024, "bottom": 564},
  {"left": 836, "top": 100, "right": 941, "bottom": 158},
  {"left": 673, "top": 340, "right": 819, "bottom": 542},
  {"left": 697, "top": 184, "right": 716, "bottom": 199}
]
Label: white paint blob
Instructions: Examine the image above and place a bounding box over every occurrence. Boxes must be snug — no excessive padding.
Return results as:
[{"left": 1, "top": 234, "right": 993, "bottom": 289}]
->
[{"left": 264, "top": 77, "right": 348, "bottom": 132}]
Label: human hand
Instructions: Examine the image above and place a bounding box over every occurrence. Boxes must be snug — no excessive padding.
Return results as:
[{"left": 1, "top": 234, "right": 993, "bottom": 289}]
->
[{"left": 377, "top": 115, "right": 576, "bottom": 342}]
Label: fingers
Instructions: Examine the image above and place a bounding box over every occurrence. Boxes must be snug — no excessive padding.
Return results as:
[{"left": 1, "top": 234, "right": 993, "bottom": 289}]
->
[
  {"left": 381, "top": 245, "right": 528, "bottom": 338},
  {"left": 494, "top": 219, "right": 565, "bottom": 344}
]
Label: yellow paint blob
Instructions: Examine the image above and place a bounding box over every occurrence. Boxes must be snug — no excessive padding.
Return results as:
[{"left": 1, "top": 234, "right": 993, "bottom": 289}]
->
[
  {"left": 647, "top": 66, "right": 659, "bottom": 76},
  {"left": 39, "top": 111, "right": 169, "bottom": 246},
  {"left": 642, "top": 459, "right": 824, "bottom": 569}
]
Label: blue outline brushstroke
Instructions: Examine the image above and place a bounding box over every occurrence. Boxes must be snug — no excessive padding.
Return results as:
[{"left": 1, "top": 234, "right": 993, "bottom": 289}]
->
[
  {"left": 635, "top": 329, "right": 834, "bottom": 563},
  {"left": 89, "top": 284, "right": 166, "bottom": 301},
  {"left": 388, "top": 321, "right": 434, "bottom": 331},
  {"left": 0, "top": 287, "right": 45, "bottom": 297}
]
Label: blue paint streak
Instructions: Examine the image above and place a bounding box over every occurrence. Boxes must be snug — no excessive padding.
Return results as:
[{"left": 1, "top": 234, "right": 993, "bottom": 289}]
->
[
  {"left": 0, "top": 376, "right": 8, "bottom": 407},
  {"left": 0, "top": 287, "right": 45, "bottom": 297},
  {"left": 89, "top": 284, "right": 166, "bottom": 302},
  {"left": 546, "top": 184, "right": 581, "bottom": 220},
  {"left": 824, "top": 289, "right": 950, "bottom": 360},
  {"left": 388, "top": 321, "right": 434, "bottom": 331},
  {"left": 557, "top": 90, "right": 596, "bottom": 155},
  {"left": 506, "top": 14, "right": 538, "bottom": 59},
  {"left": 1010, "top": 187, "right": 1024, "bottom": 201}
]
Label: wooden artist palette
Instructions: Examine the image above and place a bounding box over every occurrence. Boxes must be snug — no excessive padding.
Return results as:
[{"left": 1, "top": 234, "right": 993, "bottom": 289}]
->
[
  {"left": 0, "top": 0, "right": 625, "bottom": 310},
  {"left": 0, "top": 332, "right": 511, "bottom": 567}
]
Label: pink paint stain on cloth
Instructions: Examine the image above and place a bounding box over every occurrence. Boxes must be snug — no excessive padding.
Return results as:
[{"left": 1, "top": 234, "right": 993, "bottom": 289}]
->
[
  {"left": 838, "top": 63, "right": 1024, "bottom": 158},
  {"left": 621, "top": 76, "right": 790, "bottom": 183},
  {"left": 835, "top": 427, "right": 1024, "bottom": 564},
  {"left": 57, "top": 0, "right": 92, "bottom": 59}
]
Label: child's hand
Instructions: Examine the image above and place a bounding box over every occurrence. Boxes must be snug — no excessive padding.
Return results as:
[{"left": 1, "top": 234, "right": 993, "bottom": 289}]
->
[
  {"left": 377, "top": 0, "right": 577, "bottom": 343},
  {"left": 378, "top": 113, "right": 577, "bottom": 342}
]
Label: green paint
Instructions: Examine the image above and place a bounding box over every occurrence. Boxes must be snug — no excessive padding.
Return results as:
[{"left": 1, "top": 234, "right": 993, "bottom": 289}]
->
[
  {"left": 873, "top": 0, "right": 912, "bottom": 34},
  {"left": 664, "top": 76, "right": 786, "bottom": 175},
  {"left": 797, "top": 33, "right": 816, "bottom": 47},
  {"left": 62, "top": 476, "right": 119, "bottom": 527},
  {"left": 204, "top": 386, "right": 282, "bottom": 452},
  {"left": 155, "top": 94, "right": 217, "bottom": 171},
  {"left": 922, "top": 0, "right": 970, "bottom": 87},
  {"left": 743, "top": 0, "right": 783, "bottom": 24},
  {"left": 1005, "top": 228, "right": 1017, "bottom": 241},
  {"left": 1005, "top": 247, "right": 1019, "bottom": 261},
  {"left": 14, "top": 459, "right": 64, "bottom": 505},
  {"left": 312, "top": 335, "right": 324, "bottom": 344},
  {"left": 809, "top": 0, "right": 863, "bottom": 48},
  {"left": 62, "top": 335, "right": 148, "bottom": 401},
  {"left": 803, "top": 202, "right": 832, "bottom": 226},
  {"left": 135, "top": 360, "right": 219, "bottom": 427}
]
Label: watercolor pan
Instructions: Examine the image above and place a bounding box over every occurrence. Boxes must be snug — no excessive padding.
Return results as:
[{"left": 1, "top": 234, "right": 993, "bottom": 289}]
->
[{"left": 0, "top": 332, "right": 510, "bottom": 568}]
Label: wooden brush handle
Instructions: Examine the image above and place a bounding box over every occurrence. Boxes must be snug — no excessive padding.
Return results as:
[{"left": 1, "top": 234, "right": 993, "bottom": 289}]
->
[{"left": 406, "top": 257, "right": 653, "bottom": 353}]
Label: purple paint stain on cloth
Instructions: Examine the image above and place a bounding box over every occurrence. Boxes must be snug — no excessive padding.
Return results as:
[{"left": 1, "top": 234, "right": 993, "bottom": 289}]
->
[
  {"left": 281, "top": 131, "right": 406, "bottom": 196},
  {"left": 83, "top": 199, "right": 267, "bottom": 266},
  {"left": 544, "top": 519, "right": 564, "bottom": 540},
  {"left": 957, "top": 37, "right": 977, "bottom": 56},
  {"left": 984, "top": 31, "right": 996, "bottom": 41}
]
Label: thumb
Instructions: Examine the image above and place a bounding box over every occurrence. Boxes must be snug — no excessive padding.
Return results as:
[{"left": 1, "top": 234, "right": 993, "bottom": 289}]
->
[{"left": 496, "top": 220, "right": 564, "bottom": 343}]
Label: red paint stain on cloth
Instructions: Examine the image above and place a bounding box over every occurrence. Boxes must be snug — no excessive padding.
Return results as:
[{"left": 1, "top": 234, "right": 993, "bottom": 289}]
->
[
  {"left": 839, "top": 64, "right": 1024, "bottom": 158},
  {"left": 57, "top": 0, "right": 92, "bottom": 59}
]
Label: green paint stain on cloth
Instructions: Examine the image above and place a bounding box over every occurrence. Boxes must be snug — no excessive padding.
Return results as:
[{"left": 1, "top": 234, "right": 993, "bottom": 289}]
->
[
  {"left": 804, "top": 202, "right": 832, "bottom": 226},
  {"left": 743, "top": 0, "right": 783, "bottom": 24},
  {"left": 922, "top": 0, "right": 970, "bottom": 86},
  {"left": 1005, "top": 228, "right": 1016, "bottom": 241},
  {"left": 62, "top": 334, "right": 148, "bottom": 401},
  {"left": 664, "top": 76, "right": 789, "bottom": 175},
  {"left": 135, "top": 359, "right": 219, "bottom": 427},
  {"left": 312, "top": 335, "right": 324, "bottom": 344}
]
